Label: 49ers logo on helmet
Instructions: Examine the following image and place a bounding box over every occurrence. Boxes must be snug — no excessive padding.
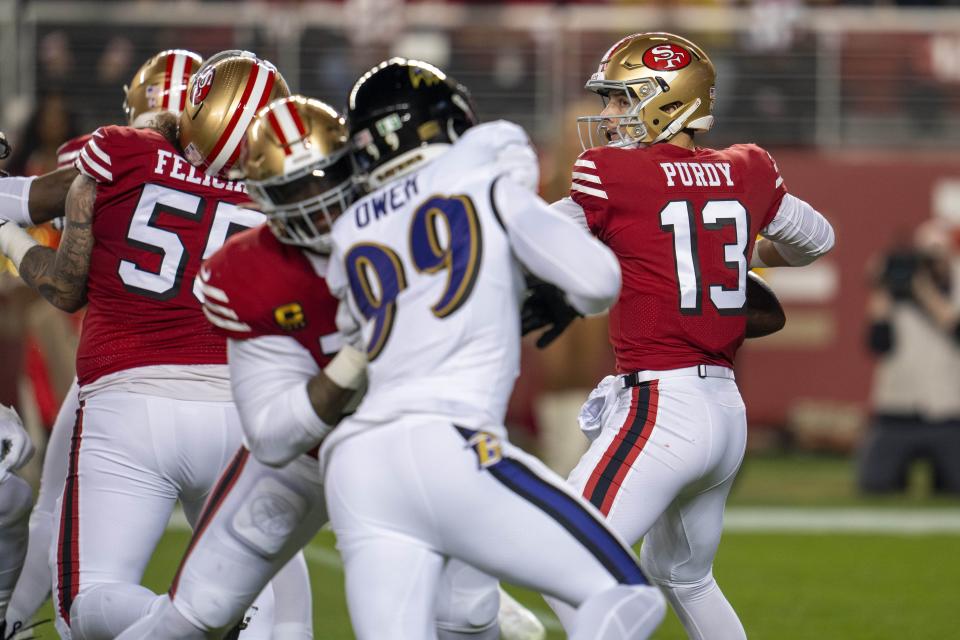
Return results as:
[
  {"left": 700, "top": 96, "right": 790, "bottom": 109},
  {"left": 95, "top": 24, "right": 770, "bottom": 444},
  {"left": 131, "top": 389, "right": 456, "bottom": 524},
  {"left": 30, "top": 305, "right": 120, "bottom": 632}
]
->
[
  {"left": 642, "top": 44, "right": 691, "bottom": 71},
  {"left": 191, "top": 67, "right": 215, "bottom": 106}
]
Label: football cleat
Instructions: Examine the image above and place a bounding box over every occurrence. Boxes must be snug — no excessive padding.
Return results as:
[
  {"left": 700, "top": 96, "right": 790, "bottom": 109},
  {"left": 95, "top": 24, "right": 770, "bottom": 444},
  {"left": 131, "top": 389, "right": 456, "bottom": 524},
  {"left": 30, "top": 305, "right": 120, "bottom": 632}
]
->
[
  {"left": 243, "top": 96, "right": 357, "bottom": 253},
  {"left": 498, "top": 587, "right": 547, "bottom": 640},
  {"left": 179, "top": 51, "right": 290, "bottom": 178},
  {"left": 347, "top": 57, "right": 477, "bottom": 189},
  {"left": 578, "top": 32, "right": 715, "bottom": 149},
  {"left": 123, "top": 49, "right": 203, "bottom": 127}
]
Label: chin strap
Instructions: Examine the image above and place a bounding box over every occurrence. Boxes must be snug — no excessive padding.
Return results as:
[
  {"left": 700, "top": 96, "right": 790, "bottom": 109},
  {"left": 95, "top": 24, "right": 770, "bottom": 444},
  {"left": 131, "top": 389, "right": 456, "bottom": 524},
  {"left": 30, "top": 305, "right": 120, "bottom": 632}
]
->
[{"left": 652, "top": 98, "right": 701, "bottom": 144}]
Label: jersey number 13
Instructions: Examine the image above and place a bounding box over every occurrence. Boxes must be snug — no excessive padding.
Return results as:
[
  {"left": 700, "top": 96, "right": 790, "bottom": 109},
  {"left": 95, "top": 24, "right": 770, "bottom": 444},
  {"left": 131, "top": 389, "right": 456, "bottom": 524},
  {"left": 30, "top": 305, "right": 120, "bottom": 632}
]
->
[{"left": 660, "top": 199, "right": 749, "bottom": 315}]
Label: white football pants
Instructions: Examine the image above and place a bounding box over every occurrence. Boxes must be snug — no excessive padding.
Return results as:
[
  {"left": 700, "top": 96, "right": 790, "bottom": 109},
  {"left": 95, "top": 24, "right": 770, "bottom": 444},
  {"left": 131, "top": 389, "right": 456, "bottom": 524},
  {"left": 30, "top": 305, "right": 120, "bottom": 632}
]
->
[
  {"left": 549, "top": 372, "right": 748, "bottom": 640},
  {"left": 324, "top": 416, "right": 666, "bottom": 640},
  {"left": 0, "top": 474, "right": 32, "bottom": 622},
  {"left": 51, "top": 390, "right": 281, "bottom": 640},
  {"left": 118, "top": 442, "right": 547, "bottom": 640},
  {"left": 5, "top": 378, "right": 79, "bottom": 630}
]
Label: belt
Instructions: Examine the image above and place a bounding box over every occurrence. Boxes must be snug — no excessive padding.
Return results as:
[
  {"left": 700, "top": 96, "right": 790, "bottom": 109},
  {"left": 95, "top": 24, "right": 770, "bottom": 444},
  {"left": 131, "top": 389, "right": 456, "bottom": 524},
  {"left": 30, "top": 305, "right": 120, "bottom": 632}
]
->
[{"left": 621, "top": 364, "right": 735, "bottom": 388}]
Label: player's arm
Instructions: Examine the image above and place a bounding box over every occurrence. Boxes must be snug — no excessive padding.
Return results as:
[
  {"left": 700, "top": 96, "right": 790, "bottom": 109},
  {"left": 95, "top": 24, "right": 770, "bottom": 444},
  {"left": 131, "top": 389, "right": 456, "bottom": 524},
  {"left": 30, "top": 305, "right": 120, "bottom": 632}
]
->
[
  {"left": 0, "top": 174, "right": 94, "bottom": 312},
  {"left": 0, "top": 168, "right": 78, "bottom": 226},
  {"left": 494, "top": 176, "right": 620, "bottom": 315},
  {"left": 752, "top": 194, "right": 835, "bottom": 268},
  {"left": 226, "top": 336, "right": 364, "bottom": 467}
]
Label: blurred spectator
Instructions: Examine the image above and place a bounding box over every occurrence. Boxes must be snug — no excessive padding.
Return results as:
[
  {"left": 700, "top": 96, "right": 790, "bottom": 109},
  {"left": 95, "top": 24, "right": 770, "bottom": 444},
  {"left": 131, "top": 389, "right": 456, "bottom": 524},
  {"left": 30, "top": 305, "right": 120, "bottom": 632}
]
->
[
  {"left": 4, "top": 92, "right": 78, "bottom": 177},
  {"left": 859, "top": 220, "right": 960, "bottom": 495}
]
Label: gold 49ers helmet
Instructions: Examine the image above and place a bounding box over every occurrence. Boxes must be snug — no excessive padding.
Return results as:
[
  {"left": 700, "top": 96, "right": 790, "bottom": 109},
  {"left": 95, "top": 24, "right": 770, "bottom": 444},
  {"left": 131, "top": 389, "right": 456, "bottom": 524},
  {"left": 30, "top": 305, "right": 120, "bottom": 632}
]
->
[
  {"left": 179, "top": 51, "right": 290, "bottom": 177},
  {"left": 123, "top": 49, "right": 203, "bottom": 127},
  {"left": 578, "top": 32, "right": 715, "bottom": 149},
  {"left": 244, "top": 96, "right": 356, "bottom": 253}
]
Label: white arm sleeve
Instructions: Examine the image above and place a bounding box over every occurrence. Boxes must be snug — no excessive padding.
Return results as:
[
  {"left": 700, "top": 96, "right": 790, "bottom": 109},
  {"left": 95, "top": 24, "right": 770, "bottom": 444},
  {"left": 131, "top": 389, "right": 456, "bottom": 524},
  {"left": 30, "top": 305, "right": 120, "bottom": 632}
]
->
[
  {"left": 228, "top": 336, "right": 331, "bottom": 467},
  {"left": 756, "top": 193, "right": 835, "bottom": 267},
  {"left": 0, "top": 176, "right": 37, "bottom": 226},
  {"left": 494, "top": 177, "right": 620, "bottom": 315},
  {"left": 549, "top": 197, "right": 590, "bottom": 233}
]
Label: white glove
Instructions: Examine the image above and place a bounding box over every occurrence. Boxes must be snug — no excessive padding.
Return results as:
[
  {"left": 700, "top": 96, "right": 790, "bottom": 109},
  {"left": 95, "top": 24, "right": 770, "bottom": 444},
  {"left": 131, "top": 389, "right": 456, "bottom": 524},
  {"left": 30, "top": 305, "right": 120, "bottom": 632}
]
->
[{"left": 0, "top": 404, "right": 35, "bottom": 483}]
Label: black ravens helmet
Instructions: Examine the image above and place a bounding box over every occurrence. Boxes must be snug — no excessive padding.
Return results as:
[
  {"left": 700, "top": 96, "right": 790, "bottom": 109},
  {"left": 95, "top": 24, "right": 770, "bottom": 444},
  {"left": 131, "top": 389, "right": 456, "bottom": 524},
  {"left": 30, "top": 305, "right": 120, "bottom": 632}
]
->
[{"left": 347, "top": 57, "right": 478, "bottom": 189}]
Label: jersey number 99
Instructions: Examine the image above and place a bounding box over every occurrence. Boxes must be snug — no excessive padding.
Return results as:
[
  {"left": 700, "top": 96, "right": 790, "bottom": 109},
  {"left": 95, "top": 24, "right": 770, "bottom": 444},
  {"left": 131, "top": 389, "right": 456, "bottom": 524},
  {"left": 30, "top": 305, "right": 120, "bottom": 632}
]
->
[{"left": 345, "top": 195, "right": 482, "bottom": 360}]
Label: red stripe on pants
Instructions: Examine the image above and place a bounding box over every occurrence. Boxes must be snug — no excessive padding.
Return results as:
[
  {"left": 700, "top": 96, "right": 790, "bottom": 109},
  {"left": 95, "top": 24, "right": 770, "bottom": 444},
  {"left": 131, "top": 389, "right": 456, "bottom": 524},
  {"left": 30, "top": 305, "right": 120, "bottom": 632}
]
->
[
  {"left": 56, "top": 401, "right": 85, "bottom": 625},
  {"left": 170, "top": 447, "right": 250, "bottom": 598}
]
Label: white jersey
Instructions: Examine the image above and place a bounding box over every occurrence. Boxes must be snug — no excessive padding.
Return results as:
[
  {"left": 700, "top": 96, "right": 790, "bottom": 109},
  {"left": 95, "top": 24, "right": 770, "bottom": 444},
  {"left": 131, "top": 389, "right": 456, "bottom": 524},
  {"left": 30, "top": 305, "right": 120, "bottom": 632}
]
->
[
  {"left": 326, "top": 120, "right": 621, "bottom": 448},
  {"left": 328, "top": 122, "right": 526, "bottom": 433}
]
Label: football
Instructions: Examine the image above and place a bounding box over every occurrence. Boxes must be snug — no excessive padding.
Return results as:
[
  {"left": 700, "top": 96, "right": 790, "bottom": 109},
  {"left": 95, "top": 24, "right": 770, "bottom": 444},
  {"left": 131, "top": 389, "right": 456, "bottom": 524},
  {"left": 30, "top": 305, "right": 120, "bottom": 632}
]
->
[{"left": 745, "top": 271, "right": 786, "bottom": 339}]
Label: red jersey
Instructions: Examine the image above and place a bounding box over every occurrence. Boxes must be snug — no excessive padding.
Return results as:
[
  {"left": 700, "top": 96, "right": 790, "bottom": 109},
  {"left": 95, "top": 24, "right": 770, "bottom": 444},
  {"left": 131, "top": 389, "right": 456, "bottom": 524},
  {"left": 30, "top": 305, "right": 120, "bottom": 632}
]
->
[
  {"left": 199, "top": 226, "right": 341, "bottom": 460},
  {"left": 74, "top": 125, "right": 264, "bottom": 385},
  {"left": 57, "top": 134, "right": 92, "bottom": 169},
  {"left": 199, "top": 224, "right": 340, "bottom": 368},
  {"left": 571, "top": 143, "right": 786, "bottom": 372}
]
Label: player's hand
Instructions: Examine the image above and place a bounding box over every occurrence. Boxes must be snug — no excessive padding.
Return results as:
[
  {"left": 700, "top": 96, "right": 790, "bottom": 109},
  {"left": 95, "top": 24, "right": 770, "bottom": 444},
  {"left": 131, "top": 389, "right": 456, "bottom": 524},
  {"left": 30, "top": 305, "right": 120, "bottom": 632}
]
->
[
  {"left": 0, "top": 404, "right": 35, "bottom": 483},
  {"left": 521, "top": 280, "right": 581, "bottom": 349}
]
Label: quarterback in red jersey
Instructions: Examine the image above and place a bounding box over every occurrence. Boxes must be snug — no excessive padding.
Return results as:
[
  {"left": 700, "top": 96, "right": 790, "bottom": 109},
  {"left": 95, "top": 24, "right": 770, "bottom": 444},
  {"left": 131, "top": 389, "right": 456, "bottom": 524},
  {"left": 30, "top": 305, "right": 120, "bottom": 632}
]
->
[
  {"left": 546, "top": 33, "right": 835, "bottom": 639},
  {"left": 0, "top": 52, "right": 290, "bottom": 640}
]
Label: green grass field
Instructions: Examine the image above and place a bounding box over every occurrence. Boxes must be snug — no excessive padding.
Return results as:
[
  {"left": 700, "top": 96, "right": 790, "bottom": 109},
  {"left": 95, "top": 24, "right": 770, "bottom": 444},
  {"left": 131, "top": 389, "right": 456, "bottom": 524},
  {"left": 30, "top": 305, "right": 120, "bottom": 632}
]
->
[{"left": 27, "top": 455, "right": 960, "bottom": 639}]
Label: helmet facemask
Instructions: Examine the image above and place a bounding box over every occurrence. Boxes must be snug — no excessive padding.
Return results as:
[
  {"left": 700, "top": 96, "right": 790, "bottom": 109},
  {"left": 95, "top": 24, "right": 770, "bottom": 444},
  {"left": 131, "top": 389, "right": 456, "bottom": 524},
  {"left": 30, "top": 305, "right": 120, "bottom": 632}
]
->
[{"left": 247, "top": 146, "right": 358, "bottom": 254}]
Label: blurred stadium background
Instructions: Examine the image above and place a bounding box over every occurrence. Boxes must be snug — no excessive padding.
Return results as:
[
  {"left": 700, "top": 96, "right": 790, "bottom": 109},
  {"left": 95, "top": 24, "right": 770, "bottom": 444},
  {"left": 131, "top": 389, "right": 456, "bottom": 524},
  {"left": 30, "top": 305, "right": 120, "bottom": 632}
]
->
[{"left": 1, "top": 0, "right": 959, "bottom": 638}]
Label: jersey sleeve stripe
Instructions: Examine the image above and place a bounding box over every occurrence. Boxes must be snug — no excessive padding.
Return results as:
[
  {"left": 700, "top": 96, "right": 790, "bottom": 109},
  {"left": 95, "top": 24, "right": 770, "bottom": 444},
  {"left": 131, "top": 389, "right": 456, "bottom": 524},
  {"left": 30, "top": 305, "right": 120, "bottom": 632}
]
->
[
  {"left": 77, "top": 149, "right": 113, "bottom": 182},
  {"left": 574, "top": 158, "right": 597, "bottom": 169},
  {"left": 86, "top": 139, "right": 112, "bottom": 166},
  {"left": 57, "top": 150, "right": 81, "bottom": 168},
  {"left": 202, "top": 305, "right": 252, "bottom": 333},
  {"left": 198, "top": 280, "right": 230, "bottom": 304},
  {"left": 572, "top": 171, "right": 602, "bottom": 185},
  {"left": 203, "top": 299, "right": 241, "bottom": 321},
  {"left": 571, "top": 182, "right": 608, "bottom": 200},
  {"left": 775, "top": 176, "right": 784, "bottom": 188}
]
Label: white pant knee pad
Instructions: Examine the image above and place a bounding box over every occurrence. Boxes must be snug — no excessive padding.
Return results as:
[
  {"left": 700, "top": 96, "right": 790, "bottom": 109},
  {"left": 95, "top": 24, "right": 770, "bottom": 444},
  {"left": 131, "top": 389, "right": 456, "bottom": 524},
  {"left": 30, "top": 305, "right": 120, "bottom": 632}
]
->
[{"left": 228, "top": 475, "right": 308, "bottom": 558}]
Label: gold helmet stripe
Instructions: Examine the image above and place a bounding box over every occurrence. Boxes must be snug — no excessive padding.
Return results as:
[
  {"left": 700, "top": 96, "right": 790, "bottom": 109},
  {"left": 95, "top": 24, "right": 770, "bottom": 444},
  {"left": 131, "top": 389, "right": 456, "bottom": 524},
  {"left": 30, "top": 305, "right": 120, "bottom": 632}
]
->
[
  {"left": 266, "top": 101, "right": 308, "bottom": 155},
  {"left": 206, "top": 61, "right": 279, "bottom": 176},
  {"left": 162, "top": 52, "right": 192, "bottom": 113}
]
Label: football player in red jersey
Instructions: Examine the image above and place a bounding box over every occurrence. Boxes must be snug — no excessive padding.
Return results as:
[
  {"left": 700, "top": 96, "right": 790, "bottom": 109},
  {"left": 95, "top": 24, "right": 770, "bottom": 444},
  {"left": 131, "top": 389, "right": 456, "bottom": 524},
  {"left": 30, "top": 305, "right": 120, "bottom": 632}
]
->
[
  {"left": 119, "top": 95, "right": 546, "bottom": 640},
  {"left": 545, "top": 33, "right": 835, "bottom": 638},
  {"left": 0, "top": 52, "right": 290, "bottom": 640},
  {"left": 0, "top": 49, "right": 212, "bottom": 634}
]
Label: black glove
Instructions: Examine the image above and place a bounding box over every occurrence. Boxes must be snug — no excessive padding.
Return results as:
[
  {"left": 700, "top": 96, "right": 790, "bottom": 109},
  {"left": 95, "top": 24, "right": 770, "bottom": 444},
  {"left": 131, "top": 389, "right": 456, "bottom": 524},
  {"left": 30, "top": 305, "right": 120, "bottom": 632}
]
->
[{"left": 521, "top": 281, "right": 581, "bottom": 349}]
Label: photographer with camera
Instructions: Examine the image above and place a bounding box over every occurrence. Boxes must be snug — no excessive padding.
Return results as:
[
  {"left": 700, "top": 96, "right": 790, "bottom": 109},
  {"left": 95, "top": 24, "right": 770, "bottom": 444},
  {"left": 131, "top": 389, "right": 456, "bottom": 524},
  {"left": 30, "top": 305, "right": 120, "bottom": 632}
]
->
[{"left": 860, "top": 220, "right": 960, "bottom": 495}]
